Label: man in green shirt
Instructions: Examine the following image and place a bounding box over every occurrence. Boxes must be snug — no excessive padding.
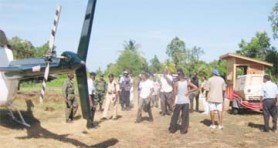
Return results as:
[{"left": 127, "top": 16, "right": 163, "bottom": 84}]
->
[
  {"left": 62, "top": 73, "right": 78, "bottom": 123},
  {"left": 95, "top": 74, "right": 107, "bottom": 111}
]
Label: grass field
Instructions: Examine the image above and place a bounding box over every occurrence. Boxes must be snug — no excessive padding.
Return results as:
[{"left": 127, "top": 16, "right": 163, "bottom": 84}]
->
[{"left": 0, "top": 85, "right": 277, "bottom": 148}]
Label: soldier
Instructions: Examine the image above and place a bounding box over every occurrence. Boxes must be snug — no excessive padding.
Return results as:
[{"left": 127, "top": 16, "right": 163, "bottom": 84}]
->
[
  {"left": 95, "top": 74, "right": 107, "bottom": 111},
  {"left": 62, "top": 72, "right": 78, "bottom": 123}
]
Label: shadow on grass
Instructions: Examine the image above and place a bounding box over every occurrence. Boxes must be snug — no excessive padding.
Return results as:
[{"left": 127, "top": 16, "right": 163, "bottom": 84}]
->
[
  {"left": 200, "top": 119, "right": 211, "bottom": 127},
  {"left": 248, "top": 122, "right": 264, "bottom": 131},
  {"left": 0, "top": 100, "right": 90, "bottom": 147},
  {"left": 98, "top": 115, "right": 123, "bottom": 124},
  {"left": 141, "top": 116, "right": 153, "bottom": 121},
  {"left": 90, "top": 138, "right": 119, "bottom": 148},
  {"left": 227, "top": 109, "right": 262, "bottom": 115},
  {"left": 73, "top": 114, "right": 82, "bottom": 120}
]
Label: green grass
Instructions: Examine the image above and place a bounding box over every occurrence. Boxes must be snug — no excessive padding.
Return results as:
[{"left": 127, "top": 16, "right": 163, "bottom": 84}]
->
[{"left": 20, "top": 74, "right": 71, "bottom": 91}]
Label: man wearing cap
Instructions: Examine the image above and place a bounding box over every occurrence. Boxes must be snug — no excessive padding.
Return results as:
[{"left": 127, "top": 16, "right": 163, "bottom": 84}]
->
[
  {"left": 260, "top": 75, "right": 278, "bottom": 132},
  {"left": 62, "top": 72, "right": 78, "bottom": 123},
  {"left": 205, "top": 69, "right": 226, "bottom": 129},
  {"left": 95, "top": 74, "right": 107, "bottom": 111},
  {"left": 119, "top": 70, "right": 132, "bottom": 110},
  {"left": 102, "top": 74, "right": 120, "bottom": 120}
]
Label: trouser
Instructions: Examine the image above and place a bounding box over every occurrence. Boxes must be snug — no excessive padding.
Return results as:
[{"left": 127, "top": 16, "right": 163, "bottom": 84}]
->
[
  {"left": 201, "top": 95, "right": 209, "bottom": 113},
  {"left": 169, "top": 104, "right": 189, "bottom": 132},
  {"left": 151, "top": 94, "right": 159, "bottom": 108},
  {"left": 189, "top": 91, "right": 199, "bottom": 111},
  {"left": 103, "top": 93, "right": 118, "bottom": 119},
  {"left": 136, "top": 98, "right": 153, "bottom": 121},
  {"left": 65, "top": 96, "right": 78, "bottom": 120},
  {"left": 263, "top": 99, "right": 277, "bottom": 131},
  {"left": 160, "top": 92, "right": 173, "bottom": 114},
  {"left": 95, "top": 92, "right": 105, "bottom": 109},
  {"left": 121, "top": 90, "right": 130, "bottom": 109},
  {"left": 89, "top": 94, "right": 96, "bottom": 122},
  {"left": 130, "top": 87, "right": 134, "bottom": 103}
]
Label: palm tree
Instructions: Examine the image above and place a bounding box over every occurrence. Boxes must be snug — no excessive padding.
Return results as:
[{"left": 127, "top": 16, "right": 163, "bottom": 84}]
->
[{"left": 123, "top": 40, "right": 140, "bottom": 52}]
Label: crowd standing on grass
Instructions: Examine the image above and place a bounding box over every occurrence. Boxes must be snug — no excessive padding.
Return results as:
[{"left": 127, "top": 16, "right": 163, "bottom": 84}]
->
[{"left": 62, "top": 67, "right": 278, "bottom": 135}]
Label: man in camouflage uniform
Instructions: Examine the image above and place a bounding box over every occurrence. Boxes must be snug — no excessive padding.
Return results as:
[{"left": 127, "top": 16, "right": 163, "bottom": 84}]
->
[
  {"left": 95, "top": 74, "right": 107, "bottom": 111},
  {"left": 62, "top": 73, "right": 78, "bottom": 123}
]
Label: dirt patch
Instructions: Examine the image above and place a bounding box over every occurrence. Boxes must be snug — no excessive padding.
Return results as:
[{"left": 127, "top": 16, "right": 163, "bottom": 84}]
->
[{"left": 0, "top": 92, "right": 277, "bottom": 148}]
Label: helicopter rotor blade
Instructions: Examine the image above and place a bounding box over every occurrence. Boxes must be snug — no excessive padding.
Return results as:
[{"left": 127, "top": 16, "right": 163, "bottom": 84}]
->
[
  {"left": 75, "top": 0, "right": 97, "bottom": 128},
  {"left": 39, "top": 4, "right": 62, "bottom": 103},
  {"left": 77, "top": 0, "right": 97, "bottom": 61}
]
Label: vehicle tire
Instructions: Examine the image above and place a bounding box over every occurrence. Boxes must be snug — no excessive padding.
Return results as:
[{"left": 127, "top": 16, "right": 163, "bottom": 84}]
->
[{"left": 232, "top": 107, "right": 239, "bottom": 114}]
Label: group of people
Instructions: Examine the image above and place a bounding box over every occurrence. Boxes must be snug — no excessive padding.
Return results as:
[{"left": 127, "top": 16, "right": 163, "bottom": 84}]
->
[
  {"left": 62, "top": 67, "right": 278, "bottom": 135},
  {"left": 135, "top": 68, "right": 226, "bottom": 134},
  {"left": 62, "top": 70, "right": 133, "bottom": 123}
]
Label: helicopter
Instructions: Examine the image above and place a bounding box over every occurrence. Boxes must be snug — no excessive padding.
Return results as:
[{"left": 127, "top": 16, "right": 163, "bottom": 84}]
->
[{"left": 0, "top": 0, "right": 97, "bottom": 128}]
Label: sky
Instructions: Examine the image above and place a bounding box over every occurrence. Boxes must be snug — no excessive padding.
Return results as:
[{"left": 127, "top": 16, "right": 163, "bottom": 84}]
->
[{"left": 1, "top": 0, "right": 277, "bottom": 72}]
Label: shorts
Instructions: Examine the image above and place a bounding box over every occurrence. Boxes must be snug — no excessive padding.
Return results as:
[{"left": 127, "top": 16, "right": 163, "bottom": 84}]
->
[{"left": 208, "top": 102, "right": 223, "bottom": 111}]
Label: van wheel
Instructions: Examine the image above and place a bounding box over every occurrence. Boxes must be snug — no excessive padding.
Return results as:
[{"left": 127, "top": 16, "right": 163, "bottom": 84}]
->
[{"left": 232, "top": 108, "right": 239, "bottom": 114}]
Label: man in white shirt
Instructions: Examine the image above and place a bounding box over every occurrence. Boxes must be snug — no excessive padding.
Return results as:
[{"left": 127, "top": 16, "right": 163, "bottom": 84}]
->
[
  {"left": 87, "top": 72, "right": 96, "bottom": 124},
  {"left": 260, "top": 75, "right": 278, "bottom": 132},
  {"left": 152, "top": 75, "right": 161, "bottom": 108},
  {"left": 160, "top": 68, "right": 173, "bottom": 116},
  {"left": 135, "top": 72, "right": 154, "bottom": 123}
]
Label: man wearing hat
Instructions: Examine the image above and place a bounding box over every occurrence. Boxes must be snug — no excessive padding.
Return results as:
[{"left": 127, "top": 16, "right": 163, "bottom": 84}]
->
[
  {"left": 62, "top": 72, "right": 78, "bottom": 123},
  {"left": 95, "top": 74, "right": 107, "bottom": 112},
  {"left": 205, "top": 69, "right": 226, "bottom": 129},
  {"left": 119, "top": 70, "right": 132, "bottom": 110}
]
